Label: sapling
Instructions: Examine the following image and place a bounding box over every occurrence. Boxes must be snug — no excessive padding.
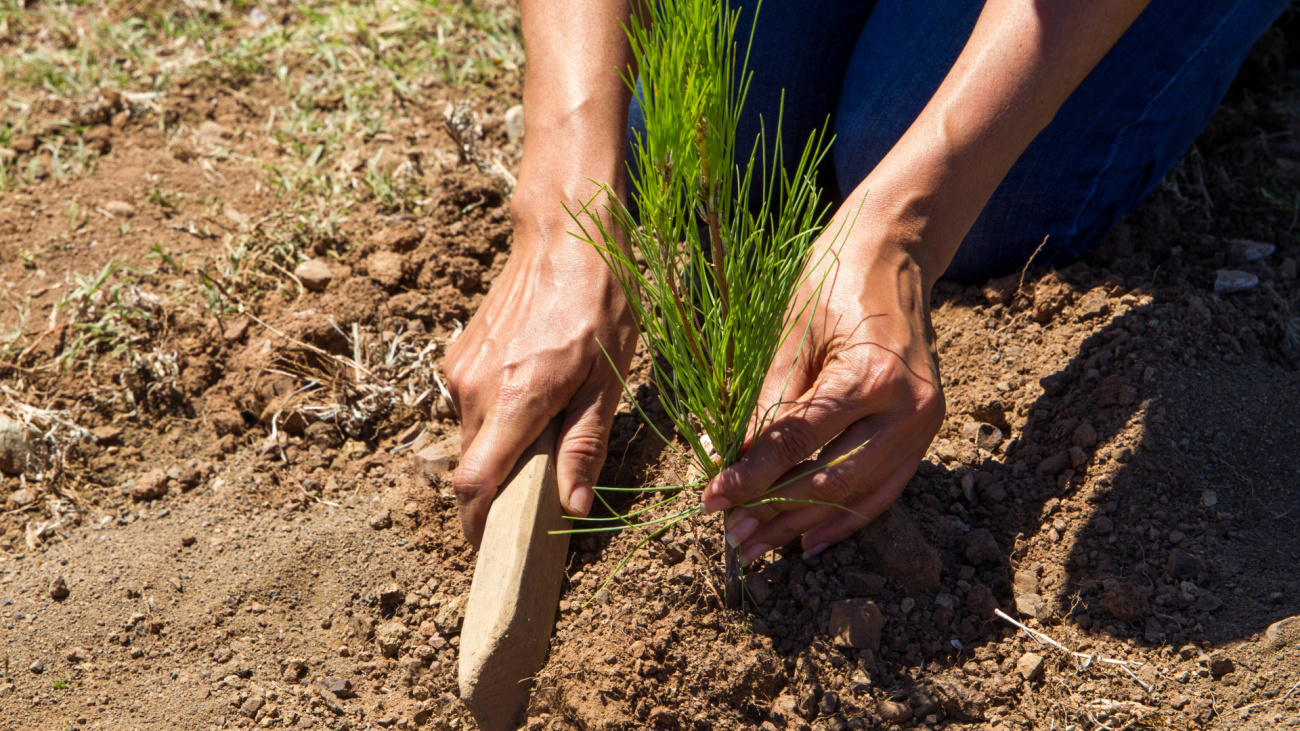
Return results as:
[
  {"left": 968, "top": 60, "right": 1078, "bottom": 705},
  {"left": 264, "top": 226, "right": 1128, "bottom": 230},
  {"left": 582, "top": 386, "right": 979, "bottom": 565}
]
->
[{"left": 565, "top": 0, "right": 855, "bottom": 604}]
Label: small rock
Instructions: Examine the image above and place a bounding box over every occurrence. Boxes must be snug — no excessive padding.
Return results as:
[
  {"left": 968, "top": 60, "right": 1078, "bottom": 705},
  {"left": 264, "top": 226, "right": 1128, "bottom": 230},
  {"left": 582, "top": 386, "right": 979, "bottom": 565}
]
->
[
  {"left": 504, "top": 104, "right": 525, "bottom": 143},
  {"left": 961, "top": 421, "right": 1003, "bottom": 451},
  {"left": 29, "top": 659, "right": 45, "bottom": 674},
  {"left": 818, "top": 690, "right": 839, "bottom": 715},
  {"left": 856, "top": 505, "right": 941, "bottom": 593},
  {"left": 878, "top": 700, "right": 913, "bottom": 723},
  {"left": 375, "top": 621, "right": 410, "bottom": 657},
  {"left": 0, "top": 415, "right": 32, "bottom": 476},
  {"left": 91, "top": 425, "right": 123, "bottom": 444},
  {"left": 743, "top": 573, "right": 772, "bottom": 604},
  {"left": 240, "top": 695, "right": 265, "bottom": 718},
  {"left": 1015, "top": 593, "right": 1049, "bottom": 620},
  {"left": 843, "top": 571, "right": 886, "bottom": 597},
  {"left": 7, "top": 487, "right": 37, "bottom": 508},
  {"left": 1068, "top": 445, "right": 1087, "bottom": 468},
  {"left": 1075, "top": 289, "right": 1110, "bottom": 320},
  {"left": 50, "top": 575, "right": 69, "bottom": 600},
  {"left": 180, "top": 534, "right": 197, "bottom": 547},
  {"left": 1201, "top": 489, "right": 1218, "bottom": 508},
  {"left": 65, "top": 647, "right": 89, "bottom": 663},
  {"left": 1228, "top": 238, "right": 1275, "bottom": 262},
  {"left": 963, "top": 529, "right": 1000, "bottom": 565},
  {"left": 316, "top": 676, "right": 355, "bottom": 699},
  {"left": 1036, "top": 450, "right": 1071, "bottom": 477},
  {"left": 378, "top": 583, "right": 405, "bottom": 607},
  {"left": 1094, "top": 516, "right": 1114, "bottom": 535},
  {"left": 1104, "top": 583, "right": 1149, "bottom": 622},
  {"left": 282, "top": 657, "right": 306, "bottom": 682},
  {"left": 1166, "top": 549, "right": 1205, "bottom": 580},
  {"left": 1263, "top": 615, "right": 1300, "bottom": 651},
  {"left": 828, "top": 599, "right": 885, "bottom": 651},
  {"left": 368, "top": 509, "right": 392, "bottom": 530},
  {"left": 434, "top": 594, "right": 466, "bottom": 633},
  {"left": 103, "top": 200, "right": 136, "bottom": 218},
  {"left": 198, "top": 120, "right": 234, "bottom": 143},
  {"left": 432, "top": 394, "right": 457, "bottom": 421},
  {"left": 1013, "top": 567, "right": 1040, "bottom": 596},
  {"left": 649, "top": 706, "right": 677, "bottom": 725},
  {"left": 1214, "top": 269, "right": 1258, "bottom": 295},
  {"left": 1195, "top": 591, "right": 1223, "bottom": 613},
  {"left": 1016, "top": 652, "right": 1045, "bottom": 681},
  {"left": 295, "top": 259, "right": 333, "bottom": 292},
  {"left": 0, "top": 147, "right": 15, "bottom": 163},
  {"left": 1205, "top": 652, "right": 1234, "bottom": 678},
  {"left": 412, "top": 438, "right": 458, "bottom": 478},
  {"left": 366, "top": 251, "right": 406, "bottom": 289},
  {"left": 130, "top": 470, "right": 169, "bottom": 501},
  {"left": 965, "top": 583, "right": 998, "bottom": 618},
  {"left": 1073, "top": 422, "right": 1098, "bottom": 448}
]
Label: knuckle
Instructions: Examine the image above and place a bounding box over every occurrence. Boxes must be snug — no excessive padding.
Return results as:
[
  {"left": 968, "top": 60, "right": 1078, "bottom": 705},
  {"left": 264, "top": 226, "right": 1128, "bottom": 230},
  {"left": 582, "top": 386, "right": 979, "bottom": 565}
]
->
[
  {"left": 451, "top": 466, "right": 490, "bottom": 503},
  {"left": 810, "top": 467, "right": 858, "bottom": 505},
  {"left": 561, "top": 431, "right": 608, "bottom": 467},
  {"left": 765, "top": 422, "right": 816, "bottom": 468}
]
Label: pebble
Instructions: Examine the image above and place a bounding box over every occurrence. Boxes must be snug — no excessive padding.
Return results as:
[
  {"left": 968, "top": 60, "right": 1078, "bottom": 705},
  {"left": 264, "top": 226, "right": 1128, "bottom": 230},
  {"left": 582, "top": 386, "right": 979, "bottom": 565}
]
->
[
  {"left": 0, "top": 415, "right": 32, "bottom": 476},
  {"left": 1228, "top": 238, "right": 1275, "bottom": 262},
  {"left": 50, "top": 575, "right": 69, "bottom": 600},
  {"left": 0, "top": 147, "right": 15, "bottom": 163},
  {"left": 828, "top": 599, "right": 884, "bottom": 651},
  {"left": 743, "top": 573, "right": 773, "bottom": 604},
  {"left": 7, "top": 487, "right": 37, "bottom": 508},
  {"left": 1016, "top": 652, "right": 1045, "bottom": 681},
  {"left": 878, "top": 701, "right": 913, "bottom": 724},
  {"left": 376, "top": 621, "right": 410, "bottom": 657},
  {"left": 843, "top": 571, "right": 886, "bottom": 597},
  {"left": 961, "top": 421, "right": 1003, "bottom": 451},
  {"left": 316, "top": 676, "right": 355, "bottom": 699},
  {"left": 1104, "top": 583, "right": 1149, "bottom": 622},
  {"left": 1205, "top": 652, "right": 1234, "bottom": 678},
  {"left": 103, "top": 200, "right": 136, "bottom": 218},
  {"left": 180, "top": 534, "right": 197, "bottom": 547},
  {"left": 240, "top": 695, "right": 265, "bottom": 718},
  {"left": 1214, "top": 269, "right": 1258, "bottom": 294},
  {"left": 29, "top": 658, "right": 45, "bottom": 674},
  {"left": 65, "top": 647, "right": 89, "bottom": 663},
  {"left": 964, "top": 583, "right": 998, "bottom": 618},
  {"left": 366, "top": 251, "right": 406, "bottom": 289},
  {"left": 1201, "top": 489, "right": 1218, "bottom": 508},
  {"left": 379, "top": 583, "right": 406, "bottom": 606},
  {"left": 130, "top": 470, "right": 169, "bottom": 501},
  {"left": 1036, "top": 450, "right": 1070, "bottom": 477},
  {"left": 1264, "top": 615, "right": 1299, "bottom": 651},
  {"left": 505, "top": 104, "right": 525, "bottom": 143},
  {"left": 1015, "top": 593, "right": 1049, "bottom": 620},
  {"left": 368, "top": 509, "right": 392, "bottom": 530},
  {"left": 1166, "top": 549, "right": 1204, "bottom": 579},
  {"left": 91, "top": 425, "right": 123, "bottom": 444},
  {"left": 294, "top": 259, "right": 334, "bottom": 292},
  {"left": 963, "top": 529, "right": 1001, "bottom": 565}
]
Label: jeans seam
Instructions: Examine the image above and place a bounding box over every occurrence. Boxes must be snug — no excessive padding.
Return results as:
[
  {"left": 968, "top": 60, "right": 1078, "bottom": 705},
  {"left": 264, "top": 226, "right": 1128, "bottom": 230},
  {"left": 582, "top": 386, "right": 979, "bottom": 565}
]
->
[{"left": 1068, "top": 0, "right": 1248, "bottom": 239}]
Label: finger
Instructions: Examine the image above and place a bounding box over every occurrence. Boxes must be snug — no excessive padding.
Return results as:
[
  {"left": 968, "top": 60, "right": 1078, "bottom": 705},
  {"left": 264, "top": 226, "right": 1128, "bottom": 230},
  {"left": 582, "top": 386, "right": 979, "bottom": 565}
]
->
[
  {"left": 798, "top": 450, "right": 921, "bottom": 552},
  {"left": 726, "top": 415, "right": 903, "bottom": 560},
  {"left": 453, "top": 390, "right": 558, "bottom": 547},
  {"left": 703, "top": 364, "right": 883, "bottom": 514},
  {"left": 555, "top": 379, "right": 619, "bottom": 518}
]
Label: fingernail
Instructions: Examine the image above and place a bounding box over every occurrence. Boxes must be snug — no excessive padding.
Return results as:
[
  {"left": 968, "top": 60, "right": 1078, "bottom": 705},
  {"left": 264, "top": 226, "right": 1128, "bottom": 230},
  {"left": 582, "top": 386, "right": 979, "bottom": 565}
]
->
[
  {"left": 568, "top": 484, "right": 593, "bottom": 516},
  {"left": 742, "top": 542, "right": 772, "bottom": 566},
  {"left": 726, "top": 517, "right": 759, "bottom": 548},
  {"left": 801, "top": 543, "right": 830, "bottom": 561},
  {"left": 702, "top": 496, "right": 731, "bottom": 515}
]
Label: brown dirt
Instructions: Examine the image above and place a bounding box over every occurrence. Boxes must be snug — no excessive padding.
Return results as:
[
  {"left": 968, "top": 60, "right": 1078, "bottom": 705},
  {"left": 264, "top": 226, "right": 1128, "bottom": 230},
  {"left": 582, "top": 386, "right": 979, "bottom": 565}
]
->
[{"left": 2, "top": 5, "right": 1299, "bottom": 731}]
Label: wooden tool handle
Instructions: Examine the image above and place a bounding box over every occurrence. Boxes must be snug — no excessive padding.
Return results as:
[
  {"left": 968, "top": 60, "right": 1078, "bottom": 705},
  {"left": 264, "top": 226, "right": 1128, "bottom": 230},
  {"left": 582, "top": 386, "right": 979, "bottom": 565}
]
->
[{"left": 458, "top": 420, "right": 570, "bottom": 731}]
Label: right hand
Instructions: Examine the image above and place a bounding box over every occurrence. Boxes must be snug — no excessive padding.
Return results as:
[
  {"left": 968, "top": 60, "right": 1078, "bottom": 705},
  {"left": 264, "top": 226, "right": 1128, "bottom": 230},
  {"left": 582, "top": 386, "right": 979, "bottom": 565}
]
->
[{"left": 444, "top": 214, "right": 637, "bottom": 547}]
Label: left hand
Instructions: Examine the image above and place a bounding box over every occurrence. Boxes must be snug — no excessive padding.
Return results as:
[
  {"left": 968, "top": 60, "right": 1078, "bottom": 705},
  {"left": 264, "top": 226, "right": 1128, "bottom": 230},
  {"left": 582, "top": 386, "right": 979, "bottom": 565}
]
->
[{"left": 699, "top": 208, "right": 946, "bottom": 564}]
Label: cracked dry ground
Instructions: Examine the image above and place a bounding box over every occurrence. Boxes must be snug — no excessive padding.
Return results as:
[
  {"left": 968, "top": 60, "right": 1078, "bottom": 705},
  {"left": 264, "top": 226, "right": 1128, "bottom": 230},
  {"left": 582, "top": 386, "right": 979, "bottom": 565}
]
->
[{"left": 3, "top": 4, "right": 1300, "bottom": 731}]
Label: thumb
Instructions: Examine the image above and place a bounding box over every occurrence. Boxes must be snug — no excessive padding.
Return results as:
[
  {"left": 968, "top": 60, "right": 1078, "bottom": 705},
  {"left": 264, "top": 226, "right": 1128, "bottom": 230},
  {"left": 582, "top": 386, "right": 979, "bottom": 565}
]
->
[{"left": 555, "top": 384, "right": 617, "bottom": 518}]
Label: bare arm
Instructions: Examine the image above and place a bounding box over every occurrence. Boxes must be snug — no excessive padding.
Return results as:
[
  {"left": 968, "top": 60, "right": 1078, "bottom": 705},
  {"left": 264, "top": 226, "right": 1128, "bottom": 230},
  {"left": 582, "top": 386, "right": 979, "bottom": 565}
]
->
[
  {"left": 708, "top": 0, "right": 1154, "bottom": 561},
  {"left": 445, "top": 0, "right": 638, "bottom": 546}
]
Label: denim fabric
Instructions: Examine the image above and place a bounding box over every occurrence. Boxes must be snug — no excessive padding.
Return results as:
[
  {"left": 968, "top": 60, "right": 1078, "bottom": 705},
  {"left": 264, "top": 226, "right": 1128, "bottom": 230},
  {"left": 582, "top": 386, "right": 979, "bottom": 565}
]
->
[{"left": 627, "top": 0, "right": 1291, "bottom": 282}]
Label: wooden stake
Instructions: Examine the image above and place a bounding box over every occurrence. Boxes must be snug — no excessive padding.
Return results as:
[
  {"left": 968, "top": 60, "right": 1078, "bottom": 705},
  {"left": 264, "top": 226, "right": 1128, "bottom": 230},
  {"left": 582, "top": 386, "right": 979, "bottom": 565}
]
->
[{"left": 458, "top": 420, "right": 569, "bottom": 731}]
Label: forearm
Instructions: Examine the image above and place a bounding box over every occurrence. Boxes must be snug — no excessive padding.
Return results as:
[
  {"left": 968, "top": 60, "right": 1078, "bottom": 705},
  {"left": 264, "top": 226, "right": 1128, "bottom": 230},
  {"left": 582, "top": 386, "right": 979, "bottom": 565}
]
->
[
  {"left": 848, "top": 0, "right": 1152, "bottom": 287},
  {"left": 514, "top": 0, "right": 635, "bottom": 251}
]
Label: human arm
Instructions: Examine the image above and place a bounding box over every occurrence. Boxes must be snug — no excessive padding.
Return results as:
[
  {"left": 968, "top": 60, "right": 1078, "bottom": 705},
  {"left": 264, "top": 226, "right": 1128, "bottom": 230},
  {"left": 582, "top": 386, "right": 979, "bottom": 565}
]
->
[
  {"left": 443, "top": 0, "right": 637, "bottom": 547},
  {"left": 703, "top": 0, "right": 1154, "bottom": 561}
]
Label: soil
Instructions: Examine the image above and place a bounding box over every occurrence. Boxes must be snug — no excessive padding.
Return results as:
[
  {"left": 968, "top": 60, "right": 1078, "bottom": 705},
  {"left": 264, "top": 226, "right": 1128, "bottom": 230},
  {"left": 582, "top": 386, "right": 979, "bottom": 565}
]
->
[{"left": 2, "top": 3, "right": 1299, "bottom": 731}]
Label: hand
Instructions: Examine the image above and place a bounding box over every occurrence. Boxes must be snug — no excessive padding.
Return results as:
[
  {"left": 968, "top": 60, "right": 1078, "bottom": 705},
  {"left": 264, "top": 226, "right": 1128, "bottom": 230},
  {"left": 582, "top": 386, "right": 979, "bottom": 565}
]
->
[
  {"left": 699, "top": 211, "right": 946, "bottom": 564},
  {"left": 444, "top": 219, "right": 636, "bottom": 547}
]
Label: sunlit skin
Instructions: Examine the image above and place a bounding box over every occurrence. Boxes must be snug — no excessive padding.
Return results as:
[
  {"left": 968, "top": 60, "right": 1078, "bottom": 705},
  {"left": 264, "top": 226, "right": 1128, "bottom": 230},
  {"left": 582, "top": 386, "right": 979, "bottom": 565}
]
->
[{"left": 445, "top": 0, "right": 1152, "bottom": 558}]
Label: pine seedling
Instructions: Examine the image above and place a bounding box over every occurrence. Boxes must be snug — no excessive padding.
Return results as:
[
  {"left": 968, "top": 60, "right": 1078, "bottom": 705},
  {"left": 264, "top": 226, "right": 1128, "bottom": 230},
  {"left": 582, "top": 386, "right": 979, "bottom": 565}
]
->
[{"left": 566, "top": 0, "right": 852, "bottom": 604}]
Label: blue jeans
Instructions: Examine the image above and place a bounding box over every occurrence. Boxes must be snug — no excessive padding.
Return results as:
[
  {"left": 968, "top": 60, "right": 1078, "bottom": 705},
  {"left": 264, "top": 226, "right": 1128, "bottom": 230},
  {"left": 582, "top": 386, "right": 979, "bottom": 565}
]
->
[{"left": 628, "top": 0, "right": 1290, "bottom": 282}]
